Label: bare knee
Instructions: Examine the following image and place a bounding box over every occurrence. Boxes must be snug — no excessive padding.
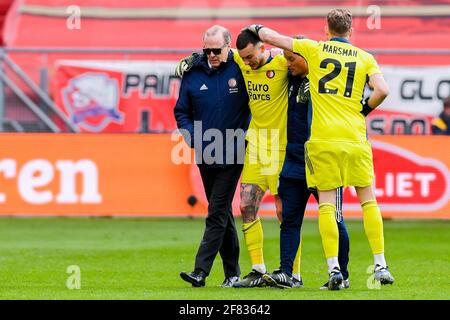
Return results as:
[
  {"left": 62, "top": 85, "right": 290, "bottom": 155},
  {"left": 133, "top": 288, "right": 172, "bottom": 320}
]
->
[
  {"left": 240, "top": 201, "right": 258, "bottom": 223},
  {"left": 318, "top": 189, "right": 337, "bottom": 206},
  {"left": 355, "top": 185, "right": 376, "bottom": 204}
]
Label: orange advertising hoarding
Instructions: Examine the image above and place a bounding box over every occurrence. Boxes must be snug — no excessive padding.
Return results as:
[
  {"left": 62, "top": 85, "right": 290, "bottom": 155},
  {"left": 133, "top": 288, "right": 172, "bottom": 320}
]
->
[
  {"left": 0, "top": 134, "right": 448, "bottom": 218},
  {"left": 0, "top": 134, "right": 200, "bottom": 216}
]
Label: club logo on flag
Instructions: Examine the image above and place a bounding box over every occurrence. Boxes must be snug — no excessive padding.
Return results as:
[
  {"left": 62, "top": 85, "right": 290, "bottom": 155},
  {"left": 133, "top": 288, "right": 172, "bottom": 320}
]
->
[{"left": 62, "top": 73, "right": 124, "bottom": 132}]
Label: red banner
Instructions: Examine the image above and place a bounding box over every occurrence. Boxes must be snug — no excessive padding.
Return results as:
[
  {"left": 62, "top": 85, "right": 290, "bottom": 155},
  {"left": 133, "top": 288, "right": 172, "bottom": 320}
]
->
[{"left": 52, "top": 61, "right": 180, "bottom": 133}]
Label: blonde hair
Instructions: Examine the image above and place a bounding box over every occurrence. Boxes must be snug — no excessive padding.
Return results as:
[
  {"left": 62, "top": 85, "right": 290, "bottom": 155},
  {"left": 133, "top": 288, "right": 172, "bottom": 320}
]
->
[{"left": 327, "top": 9, "right": 352, "bottom": 37}]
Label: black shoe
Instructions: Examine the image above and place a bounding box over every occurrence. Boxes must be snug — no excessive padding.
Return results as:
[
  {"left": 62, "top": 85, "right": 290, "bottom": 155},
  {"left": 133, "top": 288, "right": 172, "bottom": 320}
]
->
[
  {"left": 221, "top": 276, "right": 240, "bottom": 288},
  {"left": 180, "top": 270, "right": 207, "bottom": 287},
  {"left": 263, "top": 269, "right": 293, "bottom": 289},
  {"left": 232, "top": 269, "right": 267, "bottom": 288},
  {"left": 327, "top": 267, "right": 343, "bottom": 291}
]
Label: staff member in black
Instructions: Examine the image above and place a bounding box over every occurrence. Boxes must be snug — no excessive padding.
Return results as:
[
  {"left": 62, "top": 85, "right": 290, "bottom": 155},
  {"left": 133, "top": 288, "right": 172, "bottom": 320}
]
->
[{"left": 175, "top": 25, "right": 250, "bottom": 287}]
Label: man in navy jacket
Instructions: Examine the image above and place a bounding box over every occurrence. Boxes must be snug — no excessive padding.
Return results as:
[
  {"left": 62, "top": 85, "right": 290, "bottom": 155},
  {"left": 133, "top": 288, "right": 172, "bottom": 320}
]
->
[{"left": 175, "top": 25, "right": 250, "bottom": 288}]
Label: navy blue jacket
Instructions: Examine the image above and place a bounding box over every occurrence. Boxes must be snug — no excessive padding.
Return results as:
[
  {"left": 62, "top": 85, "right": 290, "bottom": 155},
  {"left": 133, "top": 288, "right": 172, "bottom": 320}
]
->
[
  {"left": 174, "top": 51, "right": 250, "bottom": 166},
  {"left": 280, "top": 73, "right": 310, "bottom": 180}
]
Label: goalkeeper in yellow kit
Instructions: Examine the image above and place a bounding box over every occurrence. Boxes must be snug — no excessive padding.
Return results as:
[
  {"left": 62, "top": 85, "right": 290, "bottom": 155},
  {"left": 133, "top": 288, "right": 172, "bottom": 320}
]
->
[{"left": 246, "top": 9, "right": 394, "bottom": 290}]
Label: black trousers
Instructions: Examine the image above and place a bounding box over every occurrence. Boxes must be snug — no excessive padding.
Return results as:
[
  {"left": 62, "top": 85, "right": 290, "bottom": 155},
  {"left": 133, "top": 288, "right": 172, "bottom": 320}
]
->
[{"left": 194, "top": 164, "right": 242, "bottom": 277}]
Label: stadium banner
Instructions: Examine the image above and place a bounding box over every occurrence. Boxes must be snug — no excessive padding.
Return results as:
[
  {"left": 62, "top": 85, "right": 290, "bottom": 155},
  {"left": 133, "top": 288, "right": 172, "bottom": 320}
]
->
[
  {"left": 0, "top": 134, "right": 448, "bottom": 218},
  {"left": 366, "top": 109, "right": 433, "bottom": 135},
  {"left": 366, "top": 65, "right": 450, "bottom": 135},
  {"left": 52, "top": 62, "right": 450, "bottom": 135},
  {"left": 51, "top": 60, "right": 180, "bottom": 133},
  {"left": 379, "top": 66, "right": 450, "bottom": 116}
]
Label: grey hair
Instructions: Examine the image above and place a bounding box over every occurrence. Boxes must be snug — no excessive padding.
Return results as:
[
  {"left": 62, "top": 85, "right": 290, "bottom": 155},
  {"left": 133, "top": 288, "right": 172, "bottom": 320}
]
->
[{"left": 203, "top": 25, "right": 231, "bottom": 46}]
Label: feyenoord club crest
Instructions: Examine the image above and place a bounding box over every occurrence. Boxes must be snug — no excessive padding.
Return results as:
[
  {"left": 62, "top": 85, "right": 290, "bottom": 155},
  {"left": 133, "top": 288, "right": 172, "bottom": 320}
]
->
[
  {"left": 228, "top": 78, "right": 237, "bottom": 88},
  {"left": 228, "top": 77, "right": 239, "bottom": 94},
  {"left": 266, "top": 70, "right": 275, "bottom": 79}
]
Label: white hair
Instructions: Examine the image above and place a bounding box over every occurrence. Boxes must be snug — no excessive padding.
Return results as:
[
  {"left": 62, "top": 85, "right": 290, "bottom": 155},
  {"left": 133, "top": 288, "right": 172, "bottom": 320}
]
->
[{"left": 203, "top": 25, "right": 231, "bottom": 45}]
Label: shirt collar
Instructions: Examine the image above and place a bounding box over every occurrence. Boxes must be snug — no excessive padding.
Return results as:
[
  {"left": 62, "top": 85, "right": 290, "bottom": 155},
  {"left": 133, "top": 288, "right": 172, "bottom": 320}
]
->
[{"left": 330, "top": 37, "right": 352, "bottom": 44}]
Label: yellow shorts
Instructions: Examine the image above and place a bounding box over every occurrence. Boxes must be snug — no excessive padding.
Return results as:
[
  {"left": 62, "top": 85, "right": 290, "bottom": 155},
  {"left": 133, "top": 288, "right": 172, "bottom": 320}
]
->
[
  {"left": 305, "top": 140, "right": 374, "bottom": 191},
  {"left": 241, "top": 147, "right": 286, "bottom": 195}
]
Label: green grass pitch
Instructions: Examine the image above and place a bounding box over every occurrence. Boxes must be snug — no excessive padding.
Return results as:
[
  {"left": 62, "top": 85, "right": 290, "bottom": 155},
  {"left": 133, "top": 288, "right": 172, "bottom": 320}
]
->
[{"left": 0, "top": 217, "right": 448, "bottom": 300}]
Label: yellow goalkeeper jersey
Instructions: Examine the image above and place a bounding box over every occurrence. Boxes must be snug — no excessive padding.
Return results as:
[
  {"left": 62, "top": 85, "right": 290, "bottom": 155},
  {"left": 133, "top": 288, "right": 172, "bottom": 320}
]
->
[
  {"left": 292, "top": 38, "right": 382, "bottom": 142},
  {"left": 233, "top": 50, "right": 289, "bottom": 151}
]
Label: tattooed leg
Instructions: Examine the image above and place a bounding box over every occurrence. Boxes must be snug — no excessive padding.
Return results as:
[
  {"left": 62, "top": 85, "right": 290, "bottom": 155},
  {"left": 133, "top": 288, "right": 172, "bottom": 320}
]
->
[{"left": 240, "top": 184, "right": 265, "bottom": 223}]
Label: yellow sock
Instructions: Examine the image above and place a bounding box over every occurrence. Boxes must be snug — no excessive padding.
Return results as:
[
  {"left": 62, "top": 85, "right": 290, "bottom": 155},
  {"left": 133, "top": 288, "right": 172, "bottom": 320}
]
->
[
  {"left": 319, "top": 203, "right": 339, "bottom": 258},
  {"left": 362, "top": 200, "right": 385, "bottom": 254},
  {"left": 242, "top": 218, "right": 264, "bottom": 266},
  {"left": 293, "top": 236, "right": 302, "bottom": 276}
]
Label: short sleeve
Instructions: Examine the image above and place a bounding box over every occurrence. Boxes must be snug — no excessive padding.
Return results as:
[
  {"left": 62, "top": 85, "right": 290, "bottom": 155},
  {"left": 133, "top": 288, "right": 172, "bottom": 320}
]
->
[
  {"left": 292, "top": 39, "right": 318, "bottom": 62},
  {"left": 366, "top": 53, "right": 382, "bottom": 76}
]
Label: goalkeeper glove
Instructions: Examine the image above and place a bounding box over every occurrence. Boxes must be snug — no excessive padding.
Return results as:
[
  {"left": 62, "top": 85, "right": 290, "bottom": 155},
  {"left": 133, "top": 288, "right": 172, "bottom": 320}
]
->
[
  {"left": 296, "top": 78, "right": 310, "bottom": 103},
  {"left": 242, "top": 24, "right": 265, "bottom": 36},
  {"left": 360, "top": 96, "right": 374, "bottom": 116},
  {"left": 175, "top": 52, "right": 200, "bottom": 78}
]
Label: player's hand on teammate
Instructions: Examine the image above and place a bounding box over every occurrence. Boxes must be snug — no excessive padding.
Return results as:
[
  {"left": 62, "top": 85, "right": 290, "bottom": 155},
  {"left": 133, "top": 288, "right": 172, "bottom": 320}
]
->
[
  {"left": 242, "top": 24, "right": 265, "bottom": 36},
  {"left": 175, "top": 52, "right": 200, "bottom": 78},
  {"left": 269, "top": 48, "right": 283, "bottom": 57},
  {"left": 296, "top": 79, "right": 310, "bottom": 103}
]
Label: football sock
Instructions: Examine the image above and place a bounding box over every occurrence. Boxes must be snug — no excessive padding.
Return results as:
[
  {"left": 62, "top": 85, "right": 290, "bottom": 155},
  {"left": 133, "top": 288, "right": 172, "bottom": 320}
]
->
[
  {"left": 374, "top": 254, "right": 387, "bottom": 268},
  {"left": 319, "top": 203, "right": 339, "bottom": 259},
  {"left": 362, "top": 200, "right": 385, "bottom": 255},
  {"left": 292, "top": 274, "right": 301, "bottom": 281},
  {"left": 327, "top": 257, "right": 340, "bottom": 274},
  {"left": 292, "top": 236, "right": 302, "bottom": 279},
  {"left": 252, "top": 264, "right": 266, "bottom": 274},
  {"left": 242, "top": 218, "right": 265, "bottom": 273}
]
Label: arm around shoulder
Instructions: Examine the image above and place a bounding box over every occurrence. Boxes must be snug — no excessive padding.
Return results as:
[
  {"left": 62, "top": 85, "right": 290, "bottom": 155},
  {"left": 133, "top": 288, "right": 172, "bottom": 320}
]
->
[
  {"left": 258, "top": 26, "right": 294, "bottom": 52},
  {"left": 244, "top": 25, "right": 294, "bottom": 51}
]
